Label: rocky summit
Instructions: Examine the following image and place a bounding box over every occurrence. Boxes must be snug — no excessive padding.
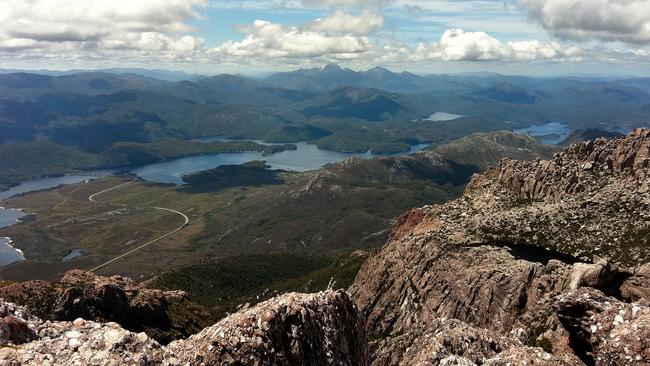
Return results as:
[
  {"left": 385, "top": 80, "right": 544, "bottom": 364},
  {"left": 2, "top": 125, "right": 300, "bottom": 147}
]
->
[
  {"left": 1, "top": 130, "right": 650, "bottom": 365},
  {"left": 352, "top": 129, "right": 650, "bottom": 365}
]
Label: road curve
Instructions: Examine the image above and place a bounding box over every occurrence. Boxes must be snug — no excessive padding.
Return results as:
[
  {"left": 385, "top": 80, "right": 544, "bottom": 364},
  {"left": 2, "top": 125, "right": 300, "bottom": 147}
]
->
[
  {"left": 88, "top": 180, "right": 134, "bottom": 202},
  {"left": 86, "top": 179, "right": 190, "bottom": 273},
  {"left": 151, "top": 207, "right": 189, "bottom": 227}
]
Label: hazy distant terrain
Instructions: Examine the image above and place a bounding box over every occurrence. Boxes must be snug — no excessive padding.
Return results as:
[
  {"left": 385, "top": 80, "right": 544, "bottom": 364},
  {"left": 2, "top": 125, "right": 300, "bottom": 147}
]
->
[{"left": 1, "top": 65, "right": 648, "bottom": 190}]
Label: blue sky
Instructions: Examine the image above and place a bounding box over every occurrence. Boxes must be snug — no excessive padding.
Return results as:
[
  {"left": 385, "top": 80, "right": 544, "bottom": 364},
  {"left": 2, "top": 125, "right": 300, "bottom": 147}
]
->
[
  {"left": 0, "top": 0, "right": 649, "bottom": 75},
  {"left": 201, "top": 0, "right": 538, "bottom": 45}
]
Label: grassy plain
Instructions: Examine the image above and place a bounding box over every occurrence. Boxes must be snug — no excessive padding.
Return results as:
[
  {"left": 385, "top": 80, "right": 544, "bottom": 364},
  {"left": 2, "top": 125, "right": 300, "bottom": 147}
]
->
[{"left": 0, "top": 176, "right": 238, "bottom": 280}]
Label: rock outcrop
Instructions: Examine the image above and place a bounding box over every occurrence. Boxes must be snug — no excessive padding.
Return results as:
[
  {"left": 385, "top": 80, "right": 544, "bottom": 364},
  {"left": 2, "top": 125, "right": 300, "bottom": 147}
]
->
[
  {"left": 351, "top": 130, "right": 650, "bottom": 365},
  {"left": 372, "top": 319, "right": 581, "bottom": 365},
  {"left": 0, "top": 302, "right": 38, "bottom": 346},
  {"left": 0, "top": 290, "right": 368, "bottom": 365},
  {"left": 1, "top": 318, "right": 164, "bottom": 365},
  {"left": 621, "top": 263, "right": 650, "bottom": 305},
  {"left": 556, "top": 288, "right": 650, "bottom": 365},
  {"left": 0, "top": 270, "right": 207, "bottom": 344},
  {"left": 165, "top": 290, "right": 369, "bottom": 365}
]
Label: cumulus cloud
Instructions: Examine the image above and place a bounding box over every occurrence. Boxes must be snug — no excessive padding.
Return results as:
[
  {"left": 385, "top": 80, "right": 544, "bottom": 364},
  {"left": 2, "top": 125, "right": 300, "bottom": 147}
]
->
[
  {"left": 413, "top": 28, "right": 582, "bottom": 61},
  {"left": 306, "top": 9, "right": 384, "bottom": 35},
  {"left": 2, "top": 1, "right": 639, "bottom": 71},
  {"left": 302, "top": 0, "right": 392, "bottom": 7},
  {"left": 520, "top": 0, "right": 650, "bottom": 44},
  {"left": 0, "top": 0, "right": 207, "bottom": 56},
  {"left": 212, "top": 19, "right": 374, "bottom": 60}
]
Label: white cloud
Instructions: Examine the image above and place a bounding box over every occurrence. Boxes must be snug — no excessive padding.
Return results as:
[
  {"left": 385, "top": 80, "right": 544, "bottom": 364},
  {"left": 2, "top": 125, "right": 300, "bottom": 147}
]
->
[
  {"left": 306, "top": 9, "right": 384, "bottom": 35},
  {"left": 0, "top": 0, "right": 207, "bottom": 55},
  {"left": 413, "top": 28, "right": 582, "bottom": 61},
  {"left": 211, "top": 20, "right": 584, "bottom": 65},
  {"left": 302, "top": 0, "right": 392, "bottom": 7},
  {"left": 1, "top": 0, "right": 646, "bottom": 73},
  {"left": 520, "top": 0, "right": 650, "bottom": 44},
  {"left": 212, "top": 19, "right": 374, "bottom": 59}
]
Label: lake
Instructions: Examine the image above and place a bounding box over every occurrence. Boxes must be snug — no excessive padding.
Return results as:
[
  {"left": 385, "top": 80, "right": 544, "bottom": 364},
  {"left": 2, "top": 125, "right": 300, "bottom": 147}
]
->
[
  {"left": 0, "top": 171, "right": 111, "bottom": 266},
  {"left": 0, "top": 140, "right": 430, "bottom": 265},
  {"left": 0, "top": 238, "right": 24, "bottom": 267},
  {"left": 130, "top": 141, "right": 430, "bottom": 185},
  {"left": 513, "top": 122, "right": 572, "bottom": 145},
  {"left": 423, "top": 112, "right": 464, "bottom": 122}
]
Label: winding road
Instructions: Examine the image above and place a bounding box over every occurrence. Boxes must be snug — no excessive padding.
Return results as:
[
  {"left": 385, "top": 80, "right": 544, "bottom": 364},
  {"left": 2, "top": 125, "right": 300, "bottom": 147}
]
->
[
  {"left": 87, "top": 179, "right": 190, "bottom": 272},
  {"left": 88, "top": 180, "right": 134, "bottom": 203}
]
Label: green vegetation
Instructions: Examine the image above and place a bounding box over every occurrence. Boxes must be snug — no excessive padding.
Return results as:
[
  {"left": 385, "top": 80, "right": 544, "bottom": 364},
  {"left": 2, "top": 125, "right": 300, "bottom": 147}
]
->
[
  {"left": 2, "top": 70, "right": 648, "bottom": 189},
  {"left": 182, "top": 161, "right": 284, "bottom": 193},
  {"left": 0, "top": 141, "right": 101, "bottom": 190},
  {"left": 149, "top": 251, "right": 367, "bottom": 319},
  {"left": 0, "top": 131, "right": 555, "bottom": 283}
]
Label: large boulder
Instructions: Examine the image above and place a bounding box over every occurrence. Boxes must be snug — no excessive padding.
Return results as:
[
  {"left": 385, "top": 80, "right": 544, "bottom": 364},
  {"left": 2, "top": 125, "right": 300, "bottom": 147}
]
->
[{"left": 0, "top": 301, "right": 39, "bottom": 346}]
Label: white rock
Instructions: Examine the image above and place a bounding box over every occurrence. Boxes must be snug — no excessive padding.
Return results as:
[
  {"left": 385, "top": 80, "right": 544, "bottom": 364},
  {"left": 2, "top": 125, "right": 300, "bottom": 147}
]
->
[
  {"left": 103, "top": 329, "right": 125, "bottom": 345},
  {"left": 72, "top": 318, "right": 86, "bottom": 327},
  {"left": 65, "top": 330, "right": 81, "bottom": 339},
  {"left": 68, "top": 338, "right": 80, "bottom": 350},
  {"left": 613, "top": 315, "right": 624, "bottom": 325}
]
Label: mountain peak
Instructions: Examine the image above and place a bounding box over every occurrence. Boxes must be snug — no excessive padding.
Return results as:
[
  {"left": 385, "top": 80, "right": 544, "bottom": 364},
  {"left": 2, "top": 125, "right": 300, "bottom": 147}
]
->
[
  {"left": 366, "top": 66, "right": 392, "bottom": 74},
  {"left": 322, "top": 63, "right": 342, "bottom": 71}
]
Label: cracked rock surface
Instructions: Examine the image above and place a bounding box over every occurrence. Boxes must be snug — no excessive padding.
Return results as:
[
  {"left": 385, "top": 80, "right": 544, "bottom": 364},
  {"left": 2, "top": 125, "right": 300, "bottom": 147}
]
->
[
  {"left": 352, "top": 130, "right": 650, "bottom": 365},
  {"left": 0, "top": 290, "right": 368, "bottom": 365}
]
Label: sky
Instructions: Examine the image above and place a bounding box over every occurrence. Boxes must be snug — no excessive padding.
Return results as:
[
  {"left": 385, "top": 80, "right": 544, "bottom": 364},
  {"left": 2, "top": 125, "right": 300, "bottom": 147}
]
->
[{"left": 0, "top": 0, "right": 649, "bottom": 76}]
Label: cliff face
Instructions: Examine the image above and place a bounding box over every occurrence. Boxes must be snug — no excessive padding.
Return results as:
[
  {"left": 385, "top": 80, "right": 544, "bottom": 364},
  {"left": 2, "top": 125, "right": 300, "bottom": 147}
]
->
[{"left": 351, "top": 129, "right": 650, "bottom": 365}]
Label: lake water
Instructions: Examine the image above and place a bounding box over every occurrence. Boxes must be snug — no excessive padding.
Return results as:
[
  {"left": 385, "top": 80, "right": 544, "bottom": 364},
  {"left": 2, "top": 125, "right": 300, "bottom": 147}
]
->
[
  {"left": 0, "top": 208, "right": 26, "bottom": 230},
  {"left": 0, "top": 171, "right": 111, "bottom": 266},
  {"left": 423, "top": 112, "right": 464, "bottom": 122},
  {"left": 0, "top": 238, "right": 24, "bottom": 267},
  {"left": 62, "top": 249, "right": 83, "bottom": 261},
  {"left": 130, "top": 141, "right": 430, "bottom": 185},
  {"left": 513, "top": 122, "right": 573, "bottom": 145},
  {"left": 0, "top": 140, "right": 429, "bottom": 265}
]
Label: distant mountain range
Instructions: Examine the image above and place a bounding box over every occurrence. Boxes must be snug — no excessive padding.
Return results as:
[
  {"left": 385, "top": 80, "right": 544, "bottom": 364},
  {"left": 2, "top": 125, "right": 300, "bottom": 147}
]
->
[
  {"left": 0, "top": 68, "right": 202, "bottom": 81},
  {"left": 0, "top": 64, "right": 649, "bottom": 187}
]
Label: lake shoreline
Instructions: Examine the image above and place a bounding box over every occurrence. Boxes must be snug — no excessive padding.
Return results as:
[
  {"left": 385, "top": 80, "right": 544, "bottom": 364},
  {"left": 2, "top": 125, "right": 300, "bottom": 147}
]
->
[{"left": 0, "top": 138, "right": 433, "bottom": 194}]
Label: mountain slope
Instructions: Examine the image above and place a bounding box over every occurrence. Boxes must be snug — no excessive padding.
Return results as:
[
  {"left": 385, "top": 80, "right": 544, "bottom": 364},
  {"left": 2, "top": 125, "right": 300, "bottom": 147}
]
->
[
  {"left": 297, "top": 87, "right": 416, "bottom": 121},
  {"left": 351, "top": 129, "right": 650, "bottom": 364},
  {"left": 188, "top": 131, "right": 555, "bottom": 253},
  {"left": 0, "top": 72, "right": 166, "bottom": 101}
]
